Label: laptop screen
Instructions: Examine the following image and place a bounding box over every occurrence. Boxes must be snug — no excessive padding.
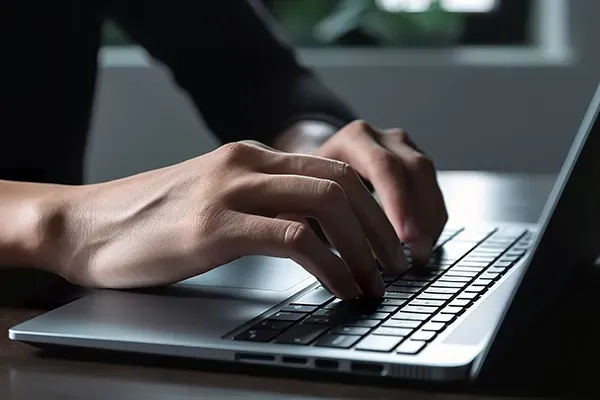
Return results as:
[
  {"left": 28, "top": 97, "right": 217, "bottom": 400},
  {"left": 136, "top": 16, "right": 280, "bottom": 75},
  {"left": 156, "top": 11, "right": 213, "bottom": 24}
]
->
[{"left": 473, "top": 81, "right": 600, "bottom": 381}]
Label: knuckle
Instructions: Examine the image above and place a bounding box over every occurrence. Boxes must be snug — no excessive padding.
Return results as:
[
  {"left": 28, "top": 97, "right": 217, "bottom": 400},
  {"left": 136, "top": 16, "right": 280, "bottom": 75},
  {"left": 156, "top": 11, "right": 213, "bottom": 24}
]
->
[
  {"left": 370, "top": 149, "right": 398, "bottom": 174},
  {"left": 344, "top": 119, "right": 373, "bottom": 138},
  {"left": 410, "top": 153, "right": 436, "bottom": 175},
  {"left": 283, "top": 222, "right": 311, "bottom": 251},
  {"left": 220, "top": 141, "right": 255, "bottom": 163},
  {"left": 388, "top": 127, "right": 408, "bottom": 141},
  {"left": 331, "top": 160, "right": 355, "bottom": 182},
  {"left": 316, "top": 179, "right": 346, "bottom": 204}
]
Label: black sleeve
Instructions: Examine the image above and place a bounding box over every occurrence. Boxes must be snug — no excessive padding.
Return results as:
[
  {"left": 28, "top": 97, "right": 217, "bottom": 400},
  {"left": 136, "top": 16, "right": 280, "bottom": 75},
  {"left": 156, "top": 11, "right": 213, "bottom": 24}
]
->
[{"left": 103, "top": 0, "right": 357, "bottom": 145}]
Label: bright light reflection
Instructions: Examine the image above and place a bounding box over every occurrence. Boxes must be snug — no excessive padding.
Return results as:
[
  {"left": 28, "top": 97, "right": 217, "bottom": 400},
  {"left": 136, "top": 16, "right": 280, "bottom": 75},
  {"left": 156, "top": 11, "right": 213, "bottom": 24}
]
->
[{"left": 375, "top": 0, "right": 496, "bottom": 13}]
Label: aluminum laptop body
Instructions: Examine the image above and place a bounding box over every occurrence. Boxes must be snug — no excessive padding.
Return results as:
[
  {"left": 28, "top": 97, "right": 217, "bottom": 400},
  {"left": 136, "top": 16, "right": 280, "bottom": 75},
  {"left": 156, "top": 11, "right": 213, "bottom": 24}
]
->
[{"left": 9, "top": 83, "right": 600, "bottom": 385}]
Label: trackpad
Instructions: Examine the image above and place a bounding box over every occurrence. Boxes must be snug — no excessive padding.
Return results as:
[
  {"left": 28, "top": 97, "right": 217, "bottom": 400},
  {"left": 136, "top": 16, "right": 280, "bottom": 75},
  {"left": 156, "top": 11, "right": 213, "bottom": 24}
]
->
[{"left": 178, "top": 256, "right": 313, "bottom": 292}]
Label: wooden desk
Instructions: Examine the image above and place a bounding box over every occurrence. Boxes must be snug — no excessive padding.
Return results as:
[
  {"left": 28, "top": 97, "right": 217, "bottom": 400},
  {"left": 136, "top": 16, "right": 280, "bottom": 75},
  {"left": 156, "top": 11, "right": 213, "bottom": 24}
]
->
[{"left": 0, "top": 172, "right": 562, "bottom": 399}]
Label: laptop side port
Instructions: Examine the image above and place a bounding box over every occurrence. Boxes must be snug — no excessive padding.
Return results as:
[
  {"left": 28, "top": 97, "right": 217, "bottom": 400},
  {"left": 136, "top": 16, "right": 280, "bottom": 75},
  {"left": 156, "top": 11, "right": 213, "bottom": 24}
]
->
[{"left": 314, "top": 359, "right": 339, "bottom": 370}]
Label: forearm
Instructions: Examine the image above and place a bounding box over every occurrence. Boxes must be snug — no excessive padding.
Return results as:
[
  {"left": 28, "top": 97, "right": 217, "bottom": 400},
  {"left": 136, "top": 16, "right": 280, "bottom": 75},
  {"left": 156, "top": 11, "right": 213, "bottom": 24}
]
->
[{"left": 0, "top": 180, "right": 70, "bottom": 272}]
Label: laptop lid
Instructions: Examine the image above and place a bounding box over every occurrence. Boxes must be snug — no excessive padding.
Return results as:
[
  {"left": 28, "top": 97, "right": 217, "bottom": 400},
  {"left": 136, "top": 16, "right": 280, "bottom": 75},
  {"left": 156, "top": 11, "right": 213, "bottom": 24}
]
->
[{"left": 472, "top": 82, "right": 600, "bottom": 382}]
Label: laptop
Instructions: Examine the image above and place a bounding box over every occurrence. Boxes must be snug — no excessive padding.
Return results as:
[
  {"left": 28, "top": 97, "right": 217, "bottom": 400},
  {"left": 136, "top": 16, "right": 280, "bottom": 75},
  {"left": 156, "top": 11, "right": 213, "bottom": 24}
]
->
[{"left": 8, "top": 82, "right": 600, "bottom": 387}]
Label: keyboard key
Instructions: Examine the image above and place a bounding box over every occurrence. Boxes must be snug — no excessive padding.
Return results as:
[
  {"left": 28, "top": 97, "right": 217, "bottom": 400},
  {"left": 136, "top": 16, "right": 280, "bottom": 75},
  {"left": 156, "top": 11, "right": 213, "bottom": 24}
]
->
[
  {"left": 409, "top": 299, "right": 445, "bottom": 307},
  {"left": 417, "top": 293, "right": 453, "bottom": 301},
  {"left": 397, "top": 340, "right": 426, "bottom": 354},
  {"left": 431, "top": 313, "right": 455, "bottom": 323},
  {"left": 388, "top": 285, "right": 421, "bottom": 293},
  {"left": 273, "top": 324, "right": 327, "bottom": 345},
  {"left": 356, "top": 335, "right": 403, "bottom": 352},
  {"left": 346, "top": 319, "right": 380, "bottom": 328},
  {"left": 411, "top": 330, "right": 437, "bottom": 341},
  {"left": 451, "top": 266, "right": 485, "bottom": 273},
  {"left": 402, "top": 306, "right": 437, "bottom": 314},
  {"left": 269, "top": 311, "right": 306, "bottom": 322},
  {"left": 380, "top": 298, "right": 410, "bottom": 306},
  {"left": 421, "top": 322, "right": 446, "bottom": 331},
  {"left": 315, "top": 334, "right": 361, "bottom": 349},
  {"left": 443, "top": 270, "right": 478, "bottom": 278},
  {"left": 358, "top": 312, "right": 391, "bottom": 320},
  {"left": 438, "top": 275, "right": 472, "bottom": 283},
  {"left": 431, "top": 281, "right": 466, "bottom": 289},
  {"left": 253, "top": 320, "right": 293, "bottom": 330},
  {"left": 456, "top": 291, "right": 478, "bottom": 300},
  {"left": 457, "top": 261, "right": 490, "bottom": 268},
  {"left": 392, "top": 312, "right": 429, "bottom": 321},
  {"left": 377, "top": 305, "right": 401, "bottom": 313},
  {"left": 304, "top": 315, "right": 338, "bottom": 325},
  {"left": 473, "top": 278, "right": 493, "bottom": 287},
  {"left": 332, "top": 326, "right": 370, "bottom": 336},
  {"left": 382, "top": 319, "right": 421, "bottom": 329},
  {"left": 282, "top": 305, "right": 316, "bottom": 313},
  {"left": 374, "top": 326, "right": 413, "bottom": 337},
  {"left": 487, "top": 267, "right": 506, "bottom": 274},
  {"left": 425, "top": 287, "right": 460, "bottom": 295},
  {"left": 235, "top": 329, "right": 279, "bottom": 342},
  {"left": 441, "top": 306, "right": 463, "bottom": 314},
  {"left": 493, "top": 260, "right": 514, "bottom": 268},
  {"left": 465, "top": 285, "right": 486, "bottom": 293},
  {"left": 383, "top": 291, "right": 415, "bottom": 300},
  {"left": 393, "top": 280, "right": 428, "bottom": 287},
  {"left": 480, "top": 272, "right": 500, "bottom": 280},
  {"left": 293, "top": 287, "right": 334, "bottom": 306},
  {"left": 448, "top": 299, "right": 470, "bottom": 308}
]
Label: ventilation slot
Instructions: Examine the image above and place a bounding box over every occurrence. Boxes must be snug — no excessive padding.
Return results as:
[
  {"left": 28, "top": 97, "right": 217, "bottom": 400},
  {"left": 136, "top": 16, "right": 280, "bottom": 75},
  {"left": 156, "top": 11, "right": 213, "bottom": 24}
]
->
[
  {"left": 314, "top": 359, "right": 339, "bottom": 370},
  {"left": 351, "top": 362, "right": 385, "bottom": 375},
  {"left": 281, "top": 356, "right": 307, "bottom": 365},
  {"left": 235, "top": 353, "right": 275, "bottom": 363}
]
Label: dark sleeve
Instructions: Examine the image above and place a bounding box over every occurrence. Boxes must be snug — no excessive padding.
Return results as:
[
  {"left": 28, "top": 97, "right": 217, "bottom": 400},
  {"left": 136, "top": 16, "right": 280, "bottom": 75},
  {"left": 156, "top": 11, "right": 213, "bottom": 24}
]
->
[{"left": 103, "top": 0, "right": 357, "bottom": 145}]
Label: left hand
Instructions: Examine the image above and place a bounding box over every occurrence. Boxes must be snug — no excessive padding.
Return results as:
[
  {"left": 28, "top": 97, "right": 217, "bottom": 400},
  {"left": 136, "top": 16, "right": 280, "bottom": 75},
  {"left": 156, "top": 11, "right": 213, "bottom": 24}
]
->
[{"left": 313, "top": 120, "right": 448, "bottom": 264}]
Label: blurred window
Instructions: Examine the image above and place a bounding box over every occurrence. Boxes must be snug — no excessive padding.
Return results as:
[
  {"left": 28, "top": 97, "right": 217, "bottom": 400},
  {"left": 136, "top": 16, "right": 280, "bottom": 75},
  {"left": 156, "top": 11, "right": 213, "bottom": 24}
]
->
[{"left": 101, "top": 0, "right": 532, "bottom": 47}]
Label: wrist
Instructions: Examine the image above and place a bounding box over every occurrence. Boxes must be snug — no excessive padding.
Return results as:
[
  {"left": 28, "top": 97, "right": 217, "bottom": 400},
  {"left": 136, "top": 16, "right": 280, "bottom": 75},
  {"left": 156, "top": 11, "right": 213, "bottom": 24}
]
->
[{"left": 1, "top": 182, "right": 77, "bottom": 276}]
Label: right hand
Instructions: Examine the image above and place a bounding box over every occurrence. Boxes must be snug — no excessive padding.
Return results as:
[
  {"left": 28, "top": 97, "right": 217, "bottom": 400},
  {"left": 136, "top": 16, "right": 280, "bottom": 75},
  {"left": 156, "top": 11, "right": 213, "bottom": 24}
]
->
[{"left": 55, "top": 141, "right": 409, "bottom": 300}]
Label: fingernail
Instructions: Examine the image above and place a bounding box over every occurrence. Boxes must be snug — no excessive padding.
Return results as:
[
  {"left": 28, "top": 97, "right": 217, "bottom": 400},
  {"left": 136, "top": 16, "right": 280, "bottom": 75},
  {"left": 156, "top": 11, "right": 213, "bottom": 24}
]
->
[{"left": 402, "top": 216, "right": 420, "bottom": 241}]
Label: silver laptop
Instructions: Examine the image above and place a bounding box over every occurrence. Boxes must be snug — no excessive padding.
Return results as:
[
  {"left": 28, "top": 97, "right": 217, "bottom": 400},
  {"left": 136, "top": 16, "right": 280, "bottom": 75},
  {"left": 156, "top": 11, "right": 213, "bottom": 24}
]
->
[{"left": 9, "top": 82, "right": 600, "bottom": 385}]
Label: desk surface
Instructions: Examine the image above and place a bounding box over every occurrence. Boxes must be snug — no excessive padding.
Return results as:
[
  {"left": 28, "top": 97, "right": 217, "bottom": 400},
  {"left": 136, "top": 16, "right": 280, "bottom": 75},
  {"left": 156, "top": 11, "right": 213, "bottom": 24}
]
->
[{"left": 0, "top": 172, "right": 559, "bottom": 400}]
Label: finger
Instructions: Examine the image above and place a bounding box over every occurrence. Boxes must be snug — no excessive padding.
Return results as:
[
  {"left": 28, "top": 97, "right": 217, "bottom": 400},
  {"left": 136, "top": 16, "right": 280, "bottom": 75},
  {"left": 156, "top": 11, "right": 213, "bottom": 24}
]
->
[
  {"left": 262, "top": 151, "right": 408, "bottom": 276},
  {"left": 318, "top": 123, "right": 420, "bottom": 261},
  {"left": 381, "top": 131, "right": 448, "bottom": 249},
  {"left": 238, "top": 174, "right": 385, "bottom": 298},
  {"left": 235, "top": 213, "right": 361, "bottom": 300}
]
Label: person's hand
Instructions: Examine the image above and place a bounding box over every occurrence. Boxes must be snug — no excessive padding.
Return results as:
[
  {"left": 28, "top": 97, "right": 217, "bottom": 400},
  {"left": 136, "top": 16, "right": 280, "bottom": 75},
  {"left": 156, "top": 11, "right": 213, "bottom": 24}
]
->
[
  {"left": 313, "top": 120, "right": 448, "bottom": 264},
  {"left": 54, "top": 141, "right": 410, "bottom": 299}
]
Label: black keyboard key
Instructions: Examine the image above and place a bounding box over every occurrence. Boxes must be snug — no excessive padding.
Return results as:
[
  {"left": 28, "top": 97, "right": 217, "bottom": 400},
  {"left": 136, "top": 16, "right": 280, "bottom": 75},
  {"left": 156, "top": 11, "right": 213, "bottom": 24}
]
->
[
  {"left": 431, "top": 313, "right": 455, "bottom": 323},
  {"left": 411, "top": 330, "right": 437, "bottom": 341},
  {"left": 304, "top": 315, "right": 337, "bottom": 325},
  {"left": 417, "top": 292, "right": 453, "bottom": 301},
  {"left": 273, "top": 324, "right": 326, "bottom": 345},
  {"left": 409, "top": 299, "right": 445, "bottom": 307},
  {"left": 380, "top": 298, "right": 410, "bottom": 306},
  {"left": 393, "top": 280, "right": 428, "bottom": 287},
  {"left": 293, "top": 287, "right": 334, "bottom": 306},
  {"left": 425, "top": 287, "right": 460, "bottom": 295},
  {"left": 356, "top": 335, "right": 403, "bottom": 352},
  {"left": 397, "top": 340, "right": 426, "bottom": 354},
  {"left": 382, "top": 319, "right": 421, "bottom": 329},
  {"left": 392, "top": 312, "right": 429, "bottom": 321},
  {"left": 332, "top": 326, "right": 370, "bottom": 336},
  {"left": 269, "top": 311, "right": 306, "bottom": 322},
  {"left": 282, "top": 305, "right": 317, "bottom": 313},
  {"left": 359, "top": 312, "right": 391, "bottom": 320},
  {"left": 373, "top": 326, "right": 413, "bottom": 336},
  {"left": 402, "top": 305, "right": 437, "bottom": 314},
  {"left": 235, "top": 329, "right": 279, "bottom": 342},
  {"left": 314, "top": 334, "right": 361, "bottom": 349},
  {"left": 421, "top": 322, "right": 446, "bottom": 331},
  {"left": 253, "top": 320, "right": 293, "bottom": 330},
  {"left": 377, "top": 305, "right": 401, "bottom": 313},
  {"left": 346, "top": 319, "right": 380, "bottom": 328},
  {"left": 388, "top": 285, "right": 421, "bottom": 293}
]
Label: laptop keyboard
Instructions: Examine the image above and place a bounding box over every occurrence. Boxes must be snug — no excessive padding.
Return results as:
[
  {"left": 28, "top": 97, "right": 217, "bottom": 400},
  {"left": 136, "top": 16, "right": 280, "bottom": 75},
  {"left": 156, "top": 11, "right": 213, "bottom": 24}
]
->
[{"left": 228, "top": 226, "right": 532, "bottom": 355}]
